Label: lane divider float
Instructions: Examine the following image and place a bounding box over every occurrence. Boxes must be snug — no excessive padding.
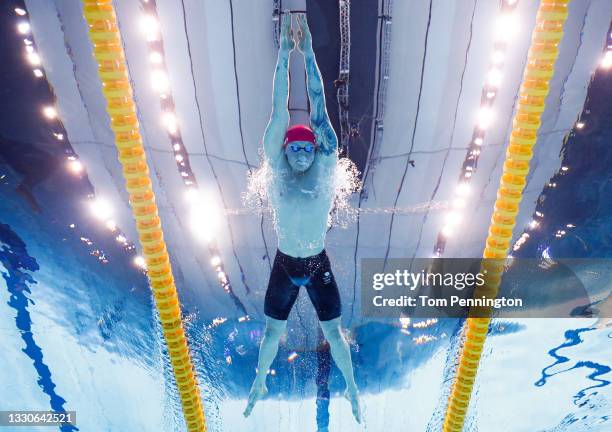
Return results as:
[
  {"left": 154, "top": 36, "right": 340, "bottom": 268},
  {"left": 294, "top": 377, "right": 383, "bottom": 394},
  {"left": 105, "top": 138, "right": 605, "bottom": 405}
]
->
[{"left": 81, "top": 1, "right": 206, "bottom": 430}]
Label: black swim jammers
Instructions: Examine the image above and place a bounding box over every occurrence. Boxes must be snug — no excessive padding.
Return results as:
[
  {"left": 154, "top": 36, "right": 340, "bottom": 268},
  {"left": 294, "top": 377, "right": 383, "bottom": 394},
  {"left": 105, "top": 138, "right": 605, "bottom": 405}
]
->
[{"left": 264, "top": 249, "right": 341, "bottom": 322}]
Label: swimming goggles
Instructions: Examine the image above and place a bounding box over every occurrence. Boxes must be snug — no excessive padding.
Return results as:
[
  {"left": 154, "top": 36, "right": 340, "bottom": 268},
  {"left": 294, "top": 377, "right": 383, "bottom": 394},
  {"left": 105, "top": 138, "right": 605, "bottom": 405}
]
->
[{"left": 288, "top": 143, "right": 315, "bottom": 153}]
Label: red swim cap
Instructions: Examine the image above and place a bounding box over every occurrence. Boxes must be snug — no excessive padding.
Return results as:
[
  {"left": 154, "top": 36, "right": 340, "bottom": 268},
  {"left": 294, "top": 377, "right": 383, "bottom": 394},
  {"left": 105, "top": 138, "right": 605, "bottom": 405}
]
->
[{"left": 283, "top": 124, "right": 317, "bottom": 148}]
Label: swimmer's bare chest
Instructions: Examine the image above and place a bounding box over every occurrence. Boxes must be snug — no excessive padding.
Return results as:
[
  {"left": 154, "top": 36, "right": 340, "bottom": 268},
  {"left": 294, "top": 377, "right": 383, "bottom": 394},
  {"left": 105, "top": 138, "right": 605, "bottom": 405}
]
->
[{"left": 270, "top": 160, "right": 335, "bottom": 257}]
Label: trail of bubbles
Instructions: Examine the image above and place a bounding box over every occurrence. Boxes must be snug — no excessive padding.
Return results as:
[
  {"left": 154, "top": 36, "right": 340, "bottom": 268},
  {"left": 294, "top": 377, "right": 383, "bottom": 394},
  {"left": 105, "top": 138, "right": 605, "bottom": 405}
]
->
[
  {"left": 244, "top": 157, "right": 362, "bottom": 230},
  {"left": 242, "top": 160, "right": 444, "bottom": 219},
  {"left": 329, "top": 157, "right": 362, "bottom": 229},
  {"left": 225, "top": 202, "right": 448, "bottom": 215}
]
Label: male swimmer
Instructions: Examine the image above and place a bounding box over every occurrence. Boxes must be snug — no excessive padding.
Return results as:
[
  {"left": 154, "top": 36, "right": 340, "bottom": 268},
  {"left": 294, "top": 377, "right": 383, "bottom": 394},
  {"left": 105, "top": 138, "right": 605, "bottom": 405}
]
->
[{"left": 243, "top": 13, "right": 361, "bottom": 423}]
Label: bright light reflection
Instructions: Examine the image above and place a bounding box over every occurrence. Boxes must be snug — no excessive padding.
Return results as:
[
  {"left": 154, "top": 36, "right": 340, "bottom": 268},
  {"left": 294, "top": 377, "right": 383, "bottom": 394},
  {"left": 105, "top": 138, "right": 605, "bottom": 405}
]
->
[
  {"left": 68, "top": 159, "right": 83, "bottom": 174},
  {"left": 151, "top": 69, "right": 169, "bottom": 93},
  {"left": 188, "top": 190, "right": 221, "bottom": 243},
  {"left": 456, "top": 183, "right": 471, "bottom": 196},
  {"left": 210, "top": 256, "right": 221, "bottom": 266},
  {"left": 149, "top": 51, "right": 163, "bottom": 64},
  {"left": 134, "top": 256, "right": 147, "bottom": 269},
  {"left": 487, "top": 68, "right": 502, "bottom": 87},
  {"left": 477, "top": 107, "right": 493, "bottom": 129},
  {"left": 15, "top": 8, "right": 27, "bottom": 16},
  {"left": 33, "top": 68, "right": 43, "bottom": 78},
  {"left": 446, "top": 211, "right": 462, "bottom": 225},
  {"left": 453, "top": 198, "right": 466, "bottom": 209},
  {"left": 601, "top": 51, "right": 612, "bottom": 69},
  {"left": 495, "top": 14, "right": 518, "bottom": 42},
  {"left": 27, "top": 51, "right": 41, "bottom": 66},
  {"left": 185, "top": 187, "right": 199, "bottom": 203},
  {"left": 90, "top": 198, "right": 113, "bottom": 221},
  {"left": 17, "top": 22, "right": 30, "bottom": 34},
  {"left": 441, "top": 225, "right": 454, "bottom": 237},
  {"left": 43, "top": 106, "right": 57, "bottom": 119},
  {"left": 141, "top": 15, "right": 159, "bottom": 41},
  {"left": 162, "top": 112, "right": 178, "bottom": 134},
  {"left": 491, "top": 50, "right": 504, "bottom": 65}
]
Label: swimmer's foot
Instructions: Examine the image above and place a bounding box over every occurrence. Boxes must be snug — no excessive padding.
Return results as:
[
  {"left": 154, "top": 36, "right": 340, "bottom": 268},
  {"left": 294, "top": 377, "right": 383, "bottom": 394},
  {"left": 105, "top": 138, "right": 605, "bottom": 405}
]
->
[
  {"left": 344, "top": 387, "right": 361, "bottom": 424},
  {"left": 243, "top": 381, "right": 268, "bottom": 417}
]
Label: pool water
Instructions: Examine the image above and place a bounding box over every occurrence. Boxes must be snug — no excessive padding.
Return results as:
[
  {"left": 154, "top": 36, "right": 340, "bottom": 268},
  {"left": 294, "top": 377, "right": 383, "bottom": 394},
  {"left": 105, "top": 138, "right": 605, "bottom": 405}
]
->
[
  {"left": 1, "top": 2, "right": 611, "bottom": 431},
  {"left": 0, "top": 156, "right": 610, "bottom": 431}
]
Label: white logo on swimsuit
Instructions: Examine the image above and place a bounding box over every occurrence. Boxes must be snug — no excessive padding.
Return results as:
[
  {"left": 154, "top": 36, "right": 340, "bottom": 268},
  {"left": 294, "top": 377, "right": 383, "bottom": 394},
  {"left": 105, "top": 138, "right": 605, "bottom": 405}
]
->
[{"left": 323, "top": 271, "right": 331, "bottom": 284}]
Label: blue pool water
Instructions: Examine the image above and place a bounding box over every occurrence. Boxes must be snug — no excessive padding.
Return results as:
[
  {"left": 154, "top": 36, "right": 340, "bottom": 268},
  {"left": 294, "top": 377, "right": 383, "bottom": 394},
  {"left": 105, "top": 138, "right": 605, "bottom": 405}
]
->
[
  {"left": 0, "top": 153, "right": 610, "bottom": 431},
  {"left": 1, "top": 3, "right": 612, "bottom": 432}
]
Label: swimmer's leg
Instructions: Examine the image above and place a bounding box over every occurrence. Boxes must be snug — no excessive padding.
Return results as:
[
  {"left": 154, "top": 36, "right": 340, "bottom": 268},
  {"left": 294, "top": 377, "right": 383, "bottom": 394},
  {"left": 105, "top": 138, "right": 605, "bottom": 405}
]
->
[
  {"left": 245, "top": 249, "right": 300, "bottom": 416},
  {"left": 243, "top": 316, "right": 287, "bottom": 417},
  {"left": 320, "top": 317, "right": 361, "bottom": 423}
]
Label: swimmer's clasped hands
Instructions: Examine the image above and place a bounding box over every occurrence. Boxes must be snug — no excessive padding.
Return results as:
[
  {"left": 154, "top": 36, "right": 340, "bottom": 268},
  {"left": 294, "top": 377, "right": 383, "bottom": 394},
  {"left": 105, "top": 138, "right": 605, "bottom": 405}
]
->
[
  {"left": 295, "top": 13, "right": 313, "bottom": 53},
  {"left": 279, "top": 12, "right": 312, "bottom": 54}
]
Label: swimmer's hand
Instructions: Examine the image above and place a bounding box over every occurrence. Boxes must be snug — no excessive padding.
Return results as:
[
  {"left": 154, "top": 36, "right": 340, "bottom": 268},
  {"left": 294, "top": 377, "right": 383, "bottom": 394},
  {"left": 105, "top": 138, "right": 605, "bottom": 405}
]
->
[
  {"left": 295, "top": 13, "right": 313, "bottom": 53},
  {"left": 280, "top": 12, "right": 295, "bottom": 52}
]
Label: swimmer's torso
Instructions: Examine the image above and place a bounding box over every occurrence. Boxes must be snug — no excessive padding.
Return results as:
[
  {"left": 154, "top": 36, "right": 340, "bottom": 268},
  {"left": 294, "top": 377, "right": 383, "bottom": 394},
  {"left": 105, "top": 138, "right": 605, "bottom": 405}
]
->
[{"left": 269, "top": 157, "right": 336, "bottom": 258}]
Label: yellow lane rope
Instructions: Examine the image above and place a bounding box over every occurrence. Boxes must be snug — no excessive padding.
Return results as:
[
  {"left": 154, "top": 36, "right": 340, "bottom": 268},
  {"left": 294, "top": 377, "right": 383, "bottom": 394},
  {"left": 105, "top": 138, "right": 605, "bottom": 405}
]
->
[
  {"left": 442, "top": 1, "right": 570, "bottom": 431},
  {"left": 81, "top": 1, "right": 206, "bottom": 430}
]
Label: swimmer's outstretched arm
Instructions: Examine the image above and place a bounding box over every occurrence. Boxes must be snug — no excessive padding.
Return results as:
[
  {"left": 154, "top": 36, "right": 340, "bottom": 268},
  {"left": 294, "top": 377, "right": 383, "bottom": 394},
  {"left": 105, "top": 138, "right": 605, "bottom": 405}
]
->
[
  {"left": 263, "top": 13, "right": 293, "bottom": 164},
  {"left": 296, "top": 14, "right": 338, "bottom": 159}
]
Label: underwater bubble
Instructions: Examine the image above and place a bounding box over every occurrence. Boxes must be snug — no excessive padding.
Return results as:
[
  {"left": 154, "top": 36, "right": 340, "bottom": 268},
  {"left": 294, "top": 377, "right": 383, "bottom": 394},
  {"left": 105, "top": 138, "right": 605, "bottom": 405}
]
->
[
  {"left": 244, "top": 156, "right": 361, "bottom": 230},
  {"left": 329, "top": 157, "right": 362, "bottom": 228}
]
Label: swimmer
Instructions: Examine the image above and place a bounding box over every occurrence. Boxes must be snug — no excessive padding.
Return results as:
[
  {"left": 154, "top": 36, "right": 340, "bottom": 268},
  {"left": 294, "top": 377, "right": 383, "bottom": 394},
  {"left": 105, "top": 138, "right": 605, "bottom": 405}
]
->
[{"left": 243, "top": 12, "right": 360, "bottom": 423}]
